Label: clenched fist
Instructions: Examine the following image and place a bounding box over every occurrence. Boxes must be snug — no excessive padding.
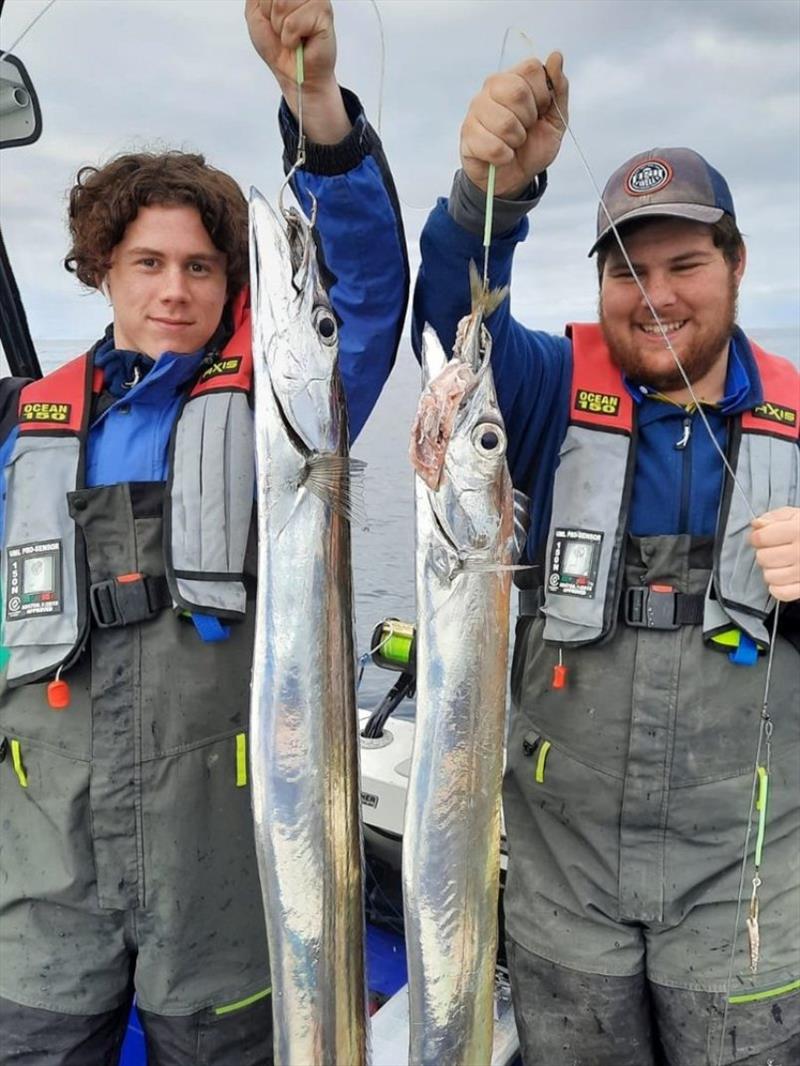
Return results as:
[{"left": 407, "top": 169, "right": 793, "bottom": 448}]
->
[{"left": 460, "top": 52, "right": 568, "bottom": 198}]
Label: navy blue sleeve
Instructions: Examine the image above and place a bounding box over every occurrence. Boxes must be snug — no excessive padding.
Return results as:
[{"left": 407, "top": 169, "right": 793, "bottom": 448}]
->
[
  {"left": 279, "top": 89, "right": 409, "bottom": 442},
  {"left": 412, "top": 200, "right": 572, "bottom": 551}
]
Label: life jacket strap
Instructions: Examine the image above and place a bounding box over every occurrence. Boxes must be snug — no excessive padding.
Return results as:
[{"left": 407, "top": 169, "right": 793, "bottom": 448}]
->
[
  {"left": 89, "top": 573, "right": 172, "bottom": 628},
  {"left": 623, "top": 585, "right": 705, "bottom": 629}
]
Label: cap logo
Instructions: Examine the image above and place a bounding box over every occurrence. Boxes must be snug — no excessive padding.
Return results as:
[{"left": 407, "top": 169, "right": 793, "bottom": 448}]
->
[{"left": 625, "top": 159, "right": 673, "bottom": 197}]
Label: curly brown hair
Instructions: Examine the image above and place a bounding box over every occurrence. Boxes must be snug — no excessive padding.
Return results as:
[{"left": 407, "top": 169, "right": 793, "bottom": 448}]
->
[{"left": 65, "top": 151, "right": 249, "bottom": 295}]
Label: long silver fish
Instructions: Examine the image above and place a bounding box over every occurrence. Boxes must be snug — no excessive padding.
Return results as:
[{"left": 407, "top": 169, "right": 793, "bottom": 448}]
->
[
  {"left": 248, "top": 187, "right": 369, "bottom": 1066},
  {"left": 404, "top": 266, "right": 518, "bottom": 1066}
]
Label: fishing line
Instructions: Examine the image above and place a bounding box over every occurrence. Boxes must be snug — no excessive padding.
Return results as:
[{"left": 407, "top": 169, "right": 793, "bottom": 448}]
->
[
  {"left": 715, "top": 604, "right": 780, "bottom": 1066},
  {"left": 295, "top": 42, "right": 305, "bottom": 168},
  {"left": 545, "top": 81, "right": 757, "bottom": 521},
  {"left": 367, "top": 0, "right": 385, "bottom": 136},
  {"left": 0, "top": 0, "right": 56, "bottom": 61},
  {"left": 481, "top": 27, "right": 535, "bottom": 289},
  {"left": 279, "top": 43, "right": 317, "bottom": 224}
]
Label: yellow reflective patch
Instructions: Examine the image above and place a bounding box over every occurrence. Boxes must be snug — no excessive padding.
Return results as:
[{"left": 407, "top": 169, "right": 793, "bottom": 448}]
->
[
  {"left": 236, "top": 732, "right": 247, "bottom": 787},
  {"left": 710, "top": 628, "right": 741, "bottom": 649},
  {"left": 535, "top": 741, "right": 551, "bottom": 784},
  {"left": 214, "top": 986, "right": 271, "bottom": 1016},
  {"left": 729, "top": 978, "right": 800, "bottom": 1004},
  {"left": 10, "top": 739, "right": 27, "bottom": 788}
]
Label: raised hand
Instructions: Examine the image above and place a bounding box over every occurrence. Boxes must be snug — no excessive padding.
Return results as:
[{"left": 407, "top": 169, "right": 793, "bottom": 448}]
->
[
  {"left": 245, "top": 0, "right": 350, "bottom": 143},
  {"left": 460, "top": 52, "right": 568, "bottom": 198}
]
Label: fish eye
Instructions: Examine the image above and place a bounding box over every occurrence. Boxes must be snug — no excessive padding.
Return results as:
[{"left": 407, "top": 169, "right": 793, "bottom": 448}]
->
[
  {"left": 313, "top": 307, "right": 338, "bottom": 345},
  {"left": 471, "top": 421, "right": 506, "bottom": 457}
]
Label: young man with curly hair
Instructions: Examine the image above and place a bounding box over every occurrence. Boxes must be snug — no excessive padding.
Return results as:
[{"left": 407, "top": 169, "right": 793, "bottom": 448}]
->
[{"left": 0, "top": 3, "right": 407, "bottom": 1063}]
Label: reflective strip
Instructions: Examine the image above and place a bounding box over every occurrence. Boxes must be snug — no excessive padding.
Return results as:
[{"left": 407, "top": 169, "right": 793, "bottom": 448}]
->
[
  {"left": 535, "top": 741, "right": 551, "bottom": 784},
  {"left": 214, "top": 986, "right": 271, "bottom": 1016},
  {"left": 710, "top": 628, "right": 740, "bottom": 648},
  {"left": 729, "top": 978, "right": 800, "bottom": 1004},
  {"left": 10, "top": 740, "right": 27, "bottom": 788},
  {"left": 236, "top": 732, "right": 247, "bottom": 787},
  {"left": 754, "top": 766, "right": 769, "bottom": 868}
]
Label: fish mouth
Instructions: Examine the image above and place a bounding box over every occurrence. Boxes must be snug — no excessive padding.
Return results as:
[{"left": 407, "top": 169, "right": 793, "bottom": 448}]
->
[
  {"left": 430, "top": 501, "right": 460, "bottom": 556},
  {"left": 268, "top": 374, "right": 312, "bottom": 462},
  {"left": 249, "top": 186, "right": 315, "bottom": 308}
]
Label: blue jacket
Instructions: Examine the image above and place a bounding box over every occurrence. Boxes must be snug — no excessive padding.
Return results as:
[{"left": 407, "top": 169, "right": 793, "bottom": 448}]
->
[
  {"left": 413, "top": 199, "right": 765, "bottom": 559},
  {"left": 0, "top": 91, "right": 408, "bottom": 546}
]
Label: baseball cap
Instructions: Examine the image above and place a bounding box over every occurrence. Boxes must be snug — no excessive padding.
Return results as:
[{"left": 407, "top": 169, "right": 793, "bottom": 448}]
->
[{"left": 588, "top": 147, "right": 736, "bottom": 256}]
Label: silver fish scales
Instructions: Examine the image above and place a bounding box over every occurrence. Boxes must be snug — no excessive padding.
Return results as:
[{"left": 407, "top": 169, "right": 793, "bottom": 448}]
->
[
  {"left": 404, "top": 274, "right": 516, "bottom": 1066},
  {"left": 248, "top": 187, "right": 369, "bottom": 1066}
]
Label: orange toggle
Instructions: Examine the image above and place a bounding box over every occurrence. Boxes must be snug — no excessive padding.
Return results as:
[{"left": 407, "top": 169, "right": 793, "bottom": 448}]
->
[
  {"left": 47, "top": 678, "right": 71, "bottom": 710},
  {"left": 552, "top": 663, "right": 568, "bottom": 689},
  {"left": 117, "top": 572, "right": 143, "bottom": 584}
]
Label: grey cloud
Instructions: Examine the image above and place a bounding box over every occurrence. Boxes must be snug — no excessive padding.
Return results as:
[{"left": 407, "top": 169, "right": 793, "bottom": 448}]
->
[{"left": 0, "top": 0, "right": 797, "bottom": 340}]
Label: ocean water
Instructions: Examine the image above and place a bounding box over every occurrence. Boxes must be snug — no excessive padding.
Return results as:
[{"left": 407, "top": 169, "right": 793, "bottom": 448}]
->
[{"left": 37, "top": 326, "right": 800, "bottom": 712}]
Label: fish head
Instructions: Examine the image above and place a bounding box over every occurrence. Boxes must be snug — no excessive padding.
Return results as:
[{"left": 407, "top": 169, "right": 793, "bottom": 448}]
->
[
  {"left": 411, "top": 323, "right": 513, "bottom": 568},
  {"left": 249, "top": 187, "right": 344, "bottom": 455}
]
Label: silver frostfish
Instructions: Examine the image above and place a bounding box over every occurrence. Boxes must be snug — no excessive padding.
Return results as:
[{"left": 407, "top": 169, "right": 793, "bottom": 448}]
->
[
  {"left": 404, "top": 266, "right": 518, "bottom": 1066},
  {"left": 248, "top": 187, "right": 369, "bottom": 1066}
]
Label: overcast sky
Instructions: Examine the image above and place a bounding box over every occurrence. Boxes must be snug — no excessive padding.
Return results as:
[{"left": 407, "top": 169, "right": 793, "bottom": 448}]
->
[{"left": 1, "top": 0, "right": 798, "bottom": 345}]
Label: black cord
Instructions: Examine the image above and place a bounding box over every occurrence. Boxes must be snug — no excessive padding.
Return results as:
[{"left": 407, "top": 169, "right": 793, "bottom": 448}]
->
[{"left": 361, "top": 673, "right": 415, "bottom": 739}]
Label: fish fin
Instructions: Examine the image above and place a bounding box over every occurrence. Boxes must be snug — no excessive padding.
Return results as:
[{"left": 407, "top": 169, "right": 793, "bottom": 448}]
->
[
  {"left": 513, "top": 489, "right": 532, "bottom": 563},
  {"left": 468, "top": 259, "right": 509, "bottom": 319},
  {"left": 304, "top": 454, "right": 368, "bottom": 527},
  {"left": 421, "top": 324, "right": 448, "bottom": 386}
]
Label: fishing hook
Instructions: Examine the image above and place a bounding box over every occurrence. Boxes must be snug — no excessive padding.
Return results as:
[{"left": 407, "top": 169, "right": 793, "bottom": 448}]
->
[{"left": 278, "top": 42, "right": 317, "bottom": 228}]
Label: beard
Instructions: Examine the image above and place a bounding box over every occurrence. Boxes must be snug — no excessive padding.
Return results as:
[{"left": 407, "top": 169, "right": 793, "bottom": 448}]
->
[{"left": 599, "top": 274, "right": 738, "bottom": 392}]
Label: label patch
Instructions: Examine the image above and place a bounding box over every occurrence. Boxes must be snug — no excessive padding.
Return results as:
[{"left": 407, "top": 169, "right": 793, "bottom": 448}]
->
[
  {"left": 625, "top": 159, "right": 673, "bottom": 196},
  {"left": 361, "top": 791, "right": 379, "bottom": 809},
  {"left": 548, "top": 529, "right": 603, "bottom": 599},
  {"left": 575, "top": 389, "right": 620, "bottom": 416},
  {"left": 20, "top": 401, "right": 72, "bottom": 423},
  {"left": 751, "top": 402, "right": 797, "bottom": 427},
  {"left": 5, "top": 541, "right": 63, "bottom": 619},
  {"left": 200, "top": 356, "right": 242, "bottom": 383}
]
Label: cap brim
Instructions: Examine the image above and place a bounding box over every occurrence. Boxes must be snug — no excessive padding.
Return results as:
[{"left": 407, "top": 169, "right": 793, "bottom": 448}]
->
[{"left": 588, "top": 203, "right": 726, "bottom": 256}]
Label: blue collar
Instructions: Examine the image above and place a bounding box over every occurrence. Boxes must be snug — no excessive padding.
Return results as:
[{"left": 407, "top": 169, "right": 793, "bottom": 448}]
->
[{"left": 93, "top": 329, "right": 206, "bottom": 400}]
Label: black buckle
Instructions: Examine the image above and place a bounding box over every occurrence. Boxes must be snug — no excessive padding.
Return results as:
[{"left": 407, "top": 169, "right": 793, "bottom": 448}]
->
[
  {"left": 625, "top": 585, "right": 680, "bottom": 630},
  {"left": 89, "top": 573, "right": 160, "bottom": 628}
]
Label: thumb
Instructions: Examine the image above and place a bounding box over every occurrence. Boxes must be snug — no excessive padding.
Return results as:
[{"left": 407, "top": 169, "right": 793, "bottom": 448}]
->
[
  {"left": 544, "top": 51, "right": 568, "bottom": 115},
  {"left": 752, "top": 506, "right": 797, "bottom": 529}
]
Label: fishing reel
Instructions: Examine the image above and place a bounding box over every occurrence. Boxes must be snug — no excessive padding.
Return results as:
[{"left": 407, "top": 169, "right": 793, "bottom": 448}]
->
[
  {"left": 370, "top": 618, "right": 416, "bottom": 676},
  {"left": 361, "top": 618, "right": 416, "bottom": 740}
]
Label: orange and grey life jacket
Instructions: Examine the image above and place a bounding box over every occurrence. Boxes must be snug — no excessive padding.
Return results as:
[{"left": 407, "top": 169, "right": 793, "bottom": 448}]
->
[
  {"left": 540, "top": 323, "right": 799, "bottom": 648},
  {"left": 1, "top": 292, "right": 255, "bottom": 687}
]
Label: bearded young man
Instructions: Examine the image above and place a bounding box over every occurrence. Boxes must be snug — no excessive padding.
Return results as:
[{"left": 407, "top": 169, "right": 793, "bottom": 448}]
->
[
  {"left": 413, "top": 52, "right": 799, "bottom": 1066},
  {"left": 0, "top": 2, "right": 407, "bottom": 1062}
]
